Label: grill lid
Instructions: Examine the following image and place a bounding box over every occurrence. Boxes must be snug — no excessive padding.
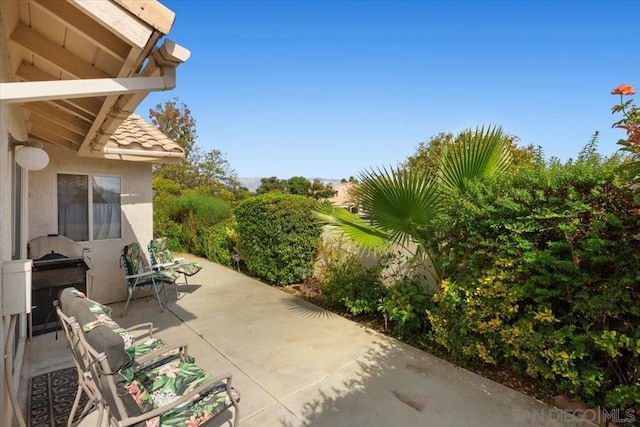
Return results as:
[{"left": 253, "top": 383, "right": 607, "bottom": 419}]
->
[{"left": 29, "top": 235, "right": 84, "bottom": 260}]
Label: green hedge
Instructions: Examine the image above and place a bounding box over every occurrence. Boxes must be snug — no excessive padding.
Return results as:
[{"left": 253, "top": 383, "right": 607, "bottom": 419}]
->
[
  {"left": 154, "top": 190, "right": 233, "bottom": 256},
  {"left": 428, "top": 154, "right": 640, "bottom": 409},
  {"left": 235, "top": 194, "right": 322, "bottom": 285}
]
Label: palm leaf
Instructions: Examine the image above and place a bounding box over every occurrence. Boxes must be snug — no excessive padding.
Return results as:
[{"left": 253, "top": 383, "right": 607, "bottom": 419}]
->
[
  {"left": 358, "top": 166, "right": 441, "bottom": 248},
  {"left": 438, "top": 125, "right": 512, "bottom": 194},
  {"left": 315, "top": 204, "right": 391, "bottom": 253}
]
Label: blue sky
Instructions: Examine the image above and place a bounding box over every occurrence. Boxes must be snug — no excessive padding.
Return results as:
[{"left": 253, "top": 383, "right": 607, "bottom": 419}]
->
[{"left": 136, "top": 0, "right": 640, "bottom": 180}]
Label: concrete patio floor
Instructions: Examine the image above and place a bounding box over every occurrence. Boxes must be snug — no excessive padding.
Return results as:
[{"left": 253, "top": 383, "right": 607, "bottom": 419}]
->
[{"left": 18, "top": 256, "right": 591, "bottom": 426}]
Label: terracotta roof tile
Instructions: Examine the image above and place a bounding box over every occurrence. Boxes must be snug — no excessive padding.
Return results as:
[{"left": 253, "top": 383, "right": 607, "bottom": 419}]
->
[{"left": 104, "top": 114, "right": 184, "bottom": 156}]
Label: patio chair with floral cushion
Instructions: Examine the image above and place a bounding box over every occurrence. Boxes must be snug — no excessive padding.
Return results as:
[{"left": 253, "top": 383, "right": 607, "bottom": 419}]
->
[
  {"left": 55, "top": 287, "right": 240, "bottom": 427},
  {"left": 121, "top": 242, "right": 179, "bottom": 316},
  {"left": 148, "top": 237, "right": 202, "bottom": 298},
  {"left": 55, "top": 288, "right": 187, "bottom": 427}
]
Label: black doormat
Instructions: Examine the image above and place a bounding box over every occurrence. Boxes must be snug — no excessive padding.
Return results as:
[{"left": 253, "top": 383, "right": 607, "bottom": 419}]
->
[{"left": 28, "top": 366, "right": 89, "bottom": 427}]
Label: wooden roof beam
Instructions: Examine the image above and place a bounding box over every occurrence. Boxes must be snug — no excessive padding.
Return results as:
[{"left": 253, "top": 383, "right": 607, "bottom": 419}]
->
[
  {"left": 28, "top": 114, "right": 85, "bottom": 144},
  {"left": 69, "top": 0, "right": 155, "bottom": 49},
  {"left": 30, "top": 0, "right": 131, "bottom": 62},
  {"left": 15, "top": 63, "right": 103, "bottom": 115},
  {"left": 30, "top": 126, "right": 80, "bottom": 151},
  {"left": 22, "top": 102, "right": 92, "bottom": 135},
  {"left": 10, "top": 23, "right": 111, "bottom": 79}
]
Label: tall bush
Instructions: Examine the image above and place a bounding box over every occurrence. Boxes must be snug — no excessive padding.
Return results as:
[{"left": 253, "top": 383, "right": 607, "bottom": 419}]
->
[
  {"left": 235, "top": 194, "right": 321, "bottom": 285},
  {"left": 202, "top": 219, "right": 236, "bottom": 267},
  {"left": 154, "top": 189, "right": 233, "bottom": 256},
  {"left": 321, "top": 254, "right": 386, "bottom": 315},
  {"left": 428, "top": 150, "right": 640, "bottom": 409}
]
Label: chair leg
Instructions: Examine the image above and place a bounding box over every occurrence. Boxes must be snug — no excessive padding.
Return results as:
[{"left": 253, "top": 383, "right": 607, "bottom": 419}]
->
[
  {"left": 162, "top": 282, "right": 169, "bottom": 306},
  {"left": 67, "top": 384, "right": 83, "bottom": 427},
  {"left": 121, "top": 287, "right": 135, "bottom": 317},
  {"left": 151, "top": 281, "right": 165, "bottom": 312},
  {"left": 177, "top": 273, "right": 189, "bottom": 299}
]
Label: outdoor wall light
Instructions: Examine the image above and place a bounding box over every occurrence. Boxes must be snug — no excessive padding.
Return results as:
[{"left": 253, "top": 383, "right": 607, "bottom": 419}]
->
[{"left": 14, "top": 144, "right": 49, "bottom": 171}]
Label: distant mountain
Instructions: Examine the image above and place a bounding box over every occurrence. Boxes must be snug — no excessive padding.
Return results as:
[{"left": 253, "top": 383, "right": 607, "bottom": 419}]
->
[
  {"left": 239, "top": 177, "right": 342, "bottom": 192},
  {"left": 237, "top": 177, "right": 263, "bottom": 192}
]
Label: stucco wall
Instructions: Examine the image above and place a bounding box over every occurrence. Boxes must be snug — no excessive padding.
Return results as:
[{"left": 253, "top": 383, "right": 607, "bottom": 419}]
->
[{"left": 28, "top": 143, "right": 153, "bottom": 304}]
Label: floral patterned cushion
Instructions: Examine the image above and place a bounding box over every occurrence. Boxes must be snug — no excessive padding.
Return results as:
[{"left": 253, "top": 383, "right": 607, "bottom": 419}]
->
[
  {"left": 124, "top": 359, "right": 240, "bottom": 427},
  {"left": 149, "top": 237, "right": 203, "bottom": 277},
  {"left": 122, "top": 242, "right": 179, "bottom": 286},
  {"left": 59, "top": 288, "right": 172, "bottom": 373}
]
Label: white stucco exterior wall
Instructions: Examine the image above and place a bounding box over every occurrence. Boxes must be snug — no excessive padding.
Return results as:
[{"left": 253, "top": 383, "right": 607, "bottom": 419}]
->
[{"left": 28, "top": 143, "right": 154, "bottom": 304}]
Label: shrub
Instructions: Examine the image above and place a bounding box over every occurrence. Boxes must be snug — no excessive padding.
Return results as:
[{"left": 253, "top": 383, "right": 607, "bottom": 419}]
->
[
  {"left": 235, "top": 194, "right": 321, "bottom": 285},
  {"left": 154, "top": 191, "right": 233, "bottom": 256},
  {"left": 428, "top": 150, "right": 640, "bottom": 409},
  {"left": 202, "top": 219, "right": 236, "bottom": 267},
  {"left": 322, "top": 254, "right": 387, "bottom": 316},
  {"left": 378, "top": 275, "right": 432, "bottom": 339}
]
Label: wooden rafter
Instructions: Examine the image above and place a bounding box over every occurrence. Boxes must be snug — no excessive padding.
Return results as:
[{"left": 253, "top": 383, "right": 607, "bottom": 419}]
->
[
  {"left": 22, "top": 102, "right": 92, "bottom": 134},
  {"left": 29, "top": 114, "right": 85, "bottom": 144},
  {"left": 10, "top": 23, "right": 111, "bottom": 79},
  {"left": 16, "top": 63, "right": 103, "bottom": 116},
  {"left": 30, "top": 0, "right": 130, "bottom": 62},
  {"left": 30, "top": 126, "right": 81, "bottom": 151}
]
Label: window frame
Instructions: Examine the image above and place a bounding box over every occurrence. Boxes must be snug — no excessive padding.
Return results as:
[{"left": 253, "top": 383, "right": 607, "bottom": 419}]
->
[{"left": 56, "top": 173, "right": 123, "bottom": 242}]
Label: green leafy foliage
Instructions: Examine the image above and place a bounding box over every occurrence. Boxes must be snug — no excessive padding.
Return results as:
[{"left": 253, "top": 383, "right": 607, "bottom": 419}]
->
[
  {"left": 202, "top": 219, "right": 237, "bottom": 267},
  {"left": 378, "top": 276, "right": 432, "bottom": 340},
  {"left": 154, "top": 190, "right": 233, "bottom": 257},
  {"left": 235, "top": 194, "right": 321, "bottom": 285},
  {"left": 256, "top": 176, "right": 335, "bottom": 199},
  {"left": 321, "top": 254, "right": 387, "bottom": 316},
  {"left": 427, "top": 150, "right": 640, "bottom": 408}
]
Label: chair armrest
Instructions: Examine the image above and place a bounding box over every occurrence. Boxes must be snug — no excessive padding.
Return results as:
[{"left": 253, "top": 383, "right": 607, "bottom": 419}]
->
[
  {"left": 125, "top": 271, "right": 155, "bottom": 280},
  {"left": 173, "top": 257, "right": 185, "bottom": 263},
  {"left": 120, "top": 373, "right": 235, "bottom": 427},
  {"left": 154, "top": 261, "right": 178, "bottom": 269},
  {"left": 124, "top": 322, "right": 154, "bottom": 338},
  {"left": 134, "top": 342, "right": 189, "bottom": 366}
]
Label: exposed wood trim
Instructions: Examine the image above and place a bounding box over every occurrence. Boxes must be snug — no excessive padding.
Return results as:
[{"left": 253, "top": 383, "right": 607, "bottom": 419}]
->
[
  {"left": 113, "top": 0, "right": 175, "bottom": 35},
  {"left": 87, "top": 39, "right": 190, "bottom": 152},
  {"left": 10, "top": 23, "right": 111, "bottom": 79},
  {"left": 51, "top": 100, "right": 96, "bottom": 122},
  {"left": 69, "top": 0, "right": 153, "bottom": 49},
  {"left": 29, "top": 114, "right": 85, "bottom": 144},
  {"left": 30, "top": 126, "right": 80, "bottom": 151},
  {"left": 22, "top": 102, "right": 92, "bottom": 135},
  {"left": 16, "top": 63, "right": 103, "bottom": 115},
  {"left": 0, "top": 75, "right": 173, "bottom": 104},
  {"left": 31, "top": 0, "right": 130, "bottom": 62}
]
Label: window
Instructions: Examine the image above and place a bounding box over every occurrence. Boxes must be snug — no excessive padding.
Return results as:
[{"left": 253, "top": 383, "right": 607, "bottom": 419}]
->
[{"left": 57, "top": 174, "right": 121, "bottom": 241}]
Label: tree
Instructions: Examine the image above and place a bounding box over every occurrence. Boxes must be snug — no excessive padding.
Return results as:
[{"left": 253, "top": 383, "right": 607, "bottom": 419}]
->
[
  {"left": 309, "top": 179, "right": 335, "bottom": 199},
  {"left": 317, "top": 125, "right": 513, "bottom": 285},
  {"left": 256, "top": 176, "right": 334, "bottom": 199},
  {"left": 256, "top": 177, "right": 287, "bottom": 194},
  {"left": 149, "top": 98, "right": 242, "bottom": 202},
  {"left": 404, "top": 131, "right": 536, "bottom": 175},
  {"left": 287, "top": 176, "right": 312, "bottom": 195}
]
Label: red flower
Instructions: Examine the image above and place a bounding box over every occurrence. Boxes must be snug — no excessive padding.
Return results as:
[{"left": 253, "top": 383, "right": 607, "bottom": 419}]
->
[{"left": 611, "top": 84, "right": 636, "bottom": 96}]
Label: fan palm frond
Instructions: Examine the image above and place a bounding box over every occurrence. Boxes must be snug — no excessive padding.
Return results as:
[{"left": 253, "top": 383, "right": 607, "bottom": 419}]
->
[
  {"left": 438, "top": 125, "right": 512, "bottom": 194},
  {"left": 315, "top": 204, "right": 391, "bottom": 253},
  {"left": 358, "top": 166, "right": 441, "bottom": 248}
]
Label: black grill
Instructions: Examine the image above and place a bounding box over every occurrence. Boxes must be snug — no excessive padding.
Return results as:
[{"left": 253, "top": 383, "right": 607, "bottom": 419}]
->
[{"left": 29, "top": 236, "right": 89, "bottom": 335}]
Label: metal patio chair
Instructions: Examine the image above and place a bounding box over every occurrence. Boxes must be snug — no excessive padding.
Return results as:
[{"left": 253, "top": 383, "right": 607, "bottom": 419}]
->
[
  {"left": 121, "top": 242, "right": 177, "bottom": 316},
  {"left": 148, "top": 237, "right": 202, "bottom": 298}
]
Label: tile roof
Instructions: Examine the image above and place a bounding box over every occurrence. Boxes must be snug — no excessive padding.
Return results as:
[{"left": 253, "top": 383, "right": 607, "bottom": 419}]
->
[{"left": 104, "top": 113, "right": 185, "bottom": 156}]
